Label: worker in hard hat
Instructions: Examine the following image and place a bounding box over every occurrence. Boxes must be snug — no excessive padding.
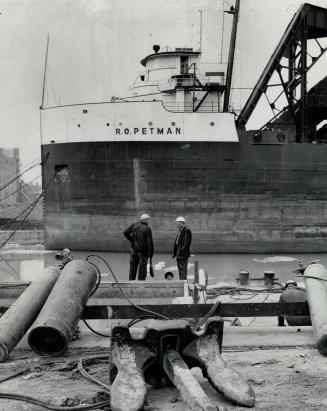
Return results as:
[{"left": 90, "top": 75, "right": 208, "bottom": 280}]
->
[
  {"left": 278, "top": 280, "right": 311, "bottom": 327},
  {"left": 172, "top": 216, "right": 192, "bottom": 280},
  {"left": 124, "top": 214, "right": 154, "bottom": 281}
]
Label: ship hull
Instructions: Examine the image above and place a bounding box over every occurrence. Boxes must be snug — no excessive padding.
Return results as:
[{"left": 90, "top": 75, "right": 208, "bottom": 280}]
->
[{"left": 41, "top": 140, "right": 327, "bottom": 253}]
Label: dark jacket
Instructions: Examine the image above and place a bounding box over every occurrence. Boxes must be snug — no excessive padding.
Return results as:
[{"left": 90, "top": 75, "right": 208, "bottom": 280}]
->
[
  {"left": 173, "top": 226, "right": 192, "bottom": 258},
  {"left": 124, "top": 221, "right": 154, "bottom": 257}
]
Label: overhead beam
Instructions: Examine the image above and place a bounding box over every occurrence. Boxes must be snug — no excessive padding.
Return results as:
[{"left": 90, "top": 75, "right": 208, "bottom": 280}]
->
[{"left": 236, "top": 3, "right": 327, "bottom": 130}]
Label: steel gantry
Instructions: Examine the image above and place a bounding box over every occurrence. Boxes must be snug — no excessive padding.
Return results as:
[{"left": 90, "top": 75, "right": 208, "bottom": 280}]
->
[{"left": 236, "top": 4, "right": 327, "bottom": 143}]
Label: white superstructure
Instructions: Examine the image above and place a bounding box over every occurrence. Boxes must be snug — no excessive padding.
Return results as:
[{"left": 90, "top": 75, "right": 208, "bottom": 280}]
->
[{"left": 41, "top": 46, "right": 238, "bottom": 144}]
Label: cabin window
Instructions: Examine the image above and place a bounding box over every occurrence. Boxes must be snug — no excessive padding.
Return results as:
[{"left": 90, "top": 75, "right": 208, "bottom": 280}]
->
[
  {"left": 55, "top": 165, "right": 70, "bottom": 182},
  {"left": 181, "top": 56, "right": 189, "bottom": 75}
]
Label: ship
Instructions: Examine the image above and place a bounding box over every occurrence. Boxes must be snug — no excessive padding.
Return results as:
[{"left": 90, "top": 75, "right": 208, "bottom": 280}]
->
[{"left": 41, "top": 2, "right": 327, "bottom": 253}]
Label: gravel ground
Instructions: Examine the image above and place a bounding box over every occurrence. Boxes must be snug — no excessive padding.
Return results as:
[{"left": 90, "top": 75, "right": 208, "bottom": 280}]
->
[{"left": 0, "top": 345, "right": 326, "bottom": 410}]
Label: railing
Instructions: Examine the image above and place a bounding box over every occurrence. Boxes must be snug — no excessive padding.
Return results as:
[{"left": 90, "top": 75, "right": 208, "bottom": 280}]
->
[
  {"left": 163, "top": 101, "right": 221, "bottom": 113},
  {"left": 131, "top": 74, "right": 225, "bottom": 93}
]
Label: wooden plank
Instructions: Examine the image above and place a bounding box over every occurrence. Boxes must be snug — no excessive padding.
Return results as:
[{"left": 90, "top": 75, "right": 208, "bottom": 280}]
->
[
  {"left": 82, "top": 302, "right": 310, "bottom": 320},
  {"left": 0, "top": 280, "right": 186, "bottom": 300},
  {"left": 96, "top": 281, "right": 185, "bottom": 298}
]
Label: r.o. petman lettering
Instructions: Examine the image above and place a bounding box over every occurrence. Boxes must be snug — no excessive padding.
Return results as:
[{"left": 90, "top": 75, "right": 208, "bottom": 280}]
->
[{"left": 115, "top": 127, "right": 181, "bottom": 135}]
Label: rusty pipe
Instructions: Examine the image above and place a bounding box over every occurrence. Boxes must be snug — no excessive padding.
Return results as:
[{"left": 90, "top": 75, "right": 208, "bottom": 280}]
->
[
  {"left": 303, "top": 263, "right": 327, "bottom": 356},
  {"left": 28, "top": 260, "right": 97, "bottom": 356},
  {"left": 0, "top": 266, "right": 60, "bottom": 362}
]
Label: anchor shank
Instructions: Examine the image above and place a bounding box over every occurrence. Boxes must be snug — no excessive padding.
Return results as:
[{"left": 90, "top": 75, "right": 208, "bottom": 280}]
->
[{"left": 163, "top": 348, "right": 223, "bottom": 411}]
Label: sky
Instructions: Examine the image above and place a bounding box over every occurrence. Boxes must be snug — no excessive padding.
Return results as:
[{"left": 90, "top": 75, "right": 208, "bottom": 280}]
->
[{"left": 0, "top": 0, "right": 326, "bottom": 182}]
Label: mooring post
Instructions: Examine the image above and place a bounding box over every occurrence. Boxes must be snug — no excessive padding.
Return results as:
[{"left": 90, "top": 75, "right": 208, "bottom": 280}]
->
[
  {"left": 263, "top": 271, "right": 275, "bottom": 287},
  {"left": 238, "top": 271, "right": 250, "bottom": 285}
]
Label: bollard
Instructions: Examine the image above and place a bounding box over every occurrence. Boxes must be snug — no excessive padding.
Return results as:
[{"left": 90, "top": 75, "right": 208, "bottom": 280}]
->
[
  {"left": 263, "top": 271, "right": 275, "bottom": 287},
  {"left": 238, "top": 271, "right": 250, "bottom": 285},
  {"left": 28, "top": 260, "right": 97, "bottom": 356},
  {"left": 303, "top": 263, "right": 327, "bottom": 356},
  {"left": 0, "top": 266, "right": 60, "bottom": 362}
]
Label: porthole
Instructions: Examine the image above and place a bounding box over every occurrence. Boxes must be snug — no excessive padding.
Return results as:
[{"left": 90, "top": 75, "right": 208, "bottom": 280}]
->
[
  {"left": 277, "top": 132, "right": 285, "bottom": 143},
  {"left": 78, "top": 124, "right": 81, "bottom": 127},
  {"left": 171, "top": 122, "right": 176, "bottom": 126},
  {"left": 210, "top": 122, "right": 214, "bottom": 126},
  {"left": 253, "top": 131, "right": 262, "bottom": 142},
  {"left": 83, "top": 109, "right": 88, "bottom": 114},
  {"left": 148, "top": 122, "right": 153, "bottom": 126},
  {"left": 106, "top": 123, "right": 110, "bottom": 127}
]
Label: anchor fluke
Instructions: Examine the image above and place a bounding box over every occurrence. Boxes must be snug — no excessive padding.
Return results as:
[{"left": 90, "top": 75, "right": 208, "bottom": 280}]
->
[{"left": 183, "top": 334, "right": 255, "bottom": 407}]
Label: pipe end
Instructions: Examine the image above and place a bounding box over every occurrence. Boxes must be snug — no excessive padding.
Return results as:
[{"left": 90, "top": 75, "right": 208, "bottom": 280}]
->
[{"left": 28, "top": 326, "right": 68, "bottom": 356}]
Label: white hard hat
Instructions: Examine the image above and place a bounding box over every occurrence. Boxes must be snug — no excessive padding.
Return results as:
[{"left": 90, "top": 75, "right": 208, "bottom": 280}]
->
[
  {"left": 285, "top": 280, "right": 297, "bottom": 287},
  {"left": 140, "top": 213, "right": 150, "bottom": 221},
  {"left": 176, "top": 216, "right": 185, "bottom": 222}
]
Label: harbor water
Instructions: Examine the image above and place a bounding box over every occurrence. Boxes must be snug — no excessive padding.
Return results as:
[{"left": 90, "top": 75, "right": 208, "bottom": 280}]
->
[{"left": 0, "top": 249, "right": 325, "bottom": 284}]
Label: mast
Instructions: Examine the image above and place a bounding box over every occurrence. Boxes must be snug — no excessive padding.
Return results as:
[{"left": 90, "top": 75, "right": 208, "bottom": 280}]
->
[
  {"left": 199, "top": 9, "right": 203, "bottom": 52},
  {"left": 223, "top": 0, "right": 240, "bottom": 112},
  {"left": 40, "top": 34, "right": 50, "bottom": 110}
]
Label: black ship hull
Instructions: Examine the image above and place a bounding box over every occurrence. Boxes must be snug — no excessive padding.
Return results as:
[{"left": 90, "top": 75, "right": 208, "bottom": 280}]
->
[{"left": 41, "top": 139, "right": 327, "bottom": 253}]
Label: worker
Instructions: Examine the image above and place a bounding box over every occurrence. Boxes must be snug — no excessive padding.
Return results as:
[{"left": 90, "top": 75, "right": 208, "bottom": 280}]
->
[
  {"left": 172, "top": 216, "right": 192, "bottom": 280},
  {"left": 124, "top": 214, "right": 154, "bottom": 281},
  {"left": 165, "top": 271, "right": 174, "bottom": 280},
  {"left": 278, "top": 280, "right": 311, "bottom": 326}
]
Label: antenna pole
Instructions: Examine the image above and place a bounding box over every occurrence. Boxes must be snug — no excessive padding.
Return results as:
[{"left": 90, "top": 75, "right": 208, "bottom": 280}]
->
[
  {"left": 223, "top": 0, "right": 240, "bottom": 112},
  {"left": 41, "top": 34, "right": 50, "bottom": 110}
]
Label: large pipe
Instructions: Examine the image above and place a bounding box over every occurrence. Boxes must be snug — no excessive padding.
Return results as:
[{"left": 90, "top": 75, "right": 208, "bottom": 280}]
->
[
  {"left": 303, "top": 263, "right": 327, "bottom": 356},
  {"left": 28, "top": 260, "right": 97, "bottom": 356},
  {"left": 0, "top": 266, "right": 60, "bottom": 362}
]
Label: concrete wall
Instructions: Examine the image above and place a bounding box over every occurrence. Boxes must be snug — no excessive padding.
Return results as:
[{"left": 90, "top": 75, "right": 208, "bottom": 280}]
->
[{"left": 0, "top": 230, "right": 44, "bottom": 246}]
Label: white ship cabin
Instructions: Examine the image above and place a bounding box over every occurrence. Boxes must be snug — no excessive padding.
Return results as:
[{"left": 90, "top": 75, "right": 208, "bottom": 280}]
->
[{"left": 127, "top": 45, "right": 226, "bottom": 113}]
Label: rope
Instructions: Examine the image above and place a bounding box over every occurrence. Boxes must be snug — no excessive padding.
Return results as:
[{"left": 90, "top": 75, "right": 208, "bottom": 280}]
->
[
  {"left": 0, "top": 154, "right": 46, "bottom": 194},
  {"left": 0, "top": 172, "right": 55, "bottom": 250},
  {"left": 205, "top": 284, "right": 284, "bottom": 301},
  {"left": 0, "top": 174, "right": 41, "bottom": 203}
]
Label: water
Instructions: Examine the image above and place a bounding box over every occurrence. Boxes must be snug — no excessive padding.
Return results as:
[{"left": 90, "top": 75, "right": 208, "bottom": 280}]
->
[{"left": 0, "top": 249, "right": 325, "bottom": 284}]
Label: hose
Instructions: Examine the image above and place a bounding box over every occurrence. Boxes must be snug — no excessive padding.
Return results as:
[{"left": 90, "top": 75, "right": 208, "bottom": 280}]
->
[
  {"left": 77, "top": 357, "right": 110, "bottom": 391},
  {"left": 192, "top": 299, "right": 222, "bottom": 331},
  {"left": 85, "top": 254, "right": 169, "bottom": 321},
  {"left": 82, "top": 258, "right": 111, "bottom": 337},
  {"left": 82, "top": 318, "right": 111, "bottom": 338},
  {"left": 0, "top": 392, "right": 110, "bottom": 410},
  {"left": 0, "top": 355, "right": 111, "bottom": 410}
]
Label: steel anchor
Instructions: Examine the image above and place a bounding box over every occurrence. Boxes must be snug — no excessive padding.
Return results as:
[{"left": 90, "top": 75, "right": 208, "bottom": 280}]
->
[
  {"left": 183, "top": 333, "right": 255, "bottom": 407},
  {"left": 109, "top": 317, "right": 254, "bottom": 410}
]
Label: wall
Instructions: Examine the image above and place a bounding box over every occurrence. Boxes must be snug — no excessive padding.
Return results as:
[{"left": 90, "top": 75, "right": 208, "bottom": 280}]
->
[{"left": 0, "top": 148, "right": 19, "bottom": 206}]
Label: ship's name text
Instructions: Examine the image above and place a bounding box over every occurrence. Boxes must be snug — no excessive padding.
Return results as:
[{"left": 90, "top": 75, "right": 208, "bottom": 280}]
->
[{"left": 115, "top": 127, "right": 181, "bottom": 135}]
